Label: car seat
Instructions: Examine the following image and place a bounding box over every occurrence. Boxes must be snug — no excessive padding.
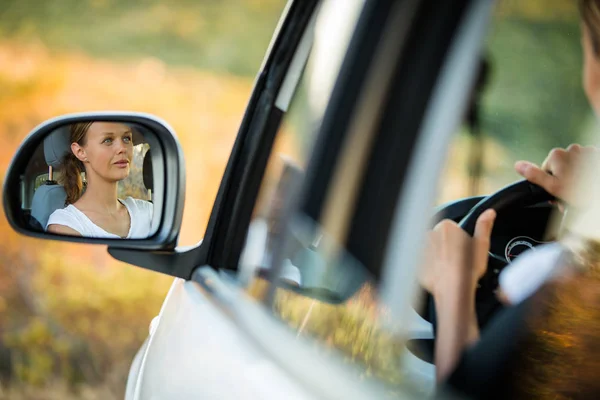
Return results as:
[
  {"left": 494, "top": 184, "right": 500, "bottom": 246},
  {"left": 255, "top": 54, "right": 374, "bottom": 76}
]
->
[
  {"left": 143, "top": 149, "right": 153, "bottom": 201},
  {"left": 30, "top": 127, "right": 70, "bottom": 229}
]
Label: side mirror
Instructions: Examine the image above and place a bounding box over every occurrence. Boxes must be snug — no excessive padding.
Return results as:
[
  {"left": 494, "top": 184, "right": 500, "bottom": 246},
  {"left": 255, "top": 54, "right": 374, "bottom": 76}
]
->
[{"left": 3, "top": 112, "right": 185, "bottom": 251}]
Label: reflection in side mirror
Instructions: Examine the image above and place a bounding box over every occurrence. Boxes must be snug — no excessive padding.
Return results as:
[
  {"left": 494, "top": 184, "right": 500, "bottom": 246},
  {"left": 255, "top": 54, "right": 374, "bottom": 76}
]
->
[
  {"left": 3, "top": 113, "right": 185, "bottom": 248},
  {"left": 31, "top": 121, "right": 154, "bottom": 238}
]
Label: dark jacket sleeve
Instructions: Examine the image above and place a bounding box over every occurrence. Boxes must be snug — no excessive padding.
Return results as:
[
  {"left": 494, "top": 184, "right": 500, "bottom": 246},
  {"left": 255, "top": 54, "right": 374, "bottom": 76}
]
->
[{"left": 441, "top": 298, "right": 534, "bottom": 400}]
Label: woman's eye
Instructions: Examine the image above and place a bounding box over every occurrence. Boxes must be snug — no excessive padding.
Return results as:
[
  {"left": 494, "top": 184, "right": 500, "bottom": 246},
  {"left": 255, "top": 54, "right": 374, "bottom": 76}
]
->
[
  {"left": 123, "top": 136, "right": 132, "bottom": 143},
  {"left": 103, "top": 138, "right": 113, "bottom": 144}
]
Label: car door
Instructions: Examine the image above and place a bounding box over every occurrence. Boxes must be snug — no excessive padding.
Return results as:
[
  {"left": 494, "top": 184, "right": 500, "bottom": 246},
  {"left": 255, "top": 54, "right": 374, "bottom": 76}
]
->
[
  {"left": 123, "top": 0, "right": 495, "bottom": 399},
  {"left": 237, "top": 0, "right": 493, "bottom": 397},
  {"left": 0, "top": 0, "right": 493, "bottom": 397}
]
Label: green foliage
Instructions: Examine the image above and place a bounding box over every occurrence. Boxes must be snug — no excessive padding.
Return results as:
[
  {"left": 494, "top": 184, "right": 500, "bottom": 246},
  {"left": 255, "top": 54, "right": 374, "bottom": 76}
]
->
[
  {"left": 483, "top": 17, "right": 591, "bottom": 164},
  {"left": 273, "top": 285, "right": 408, "bottom": 392},
  {"left": 0, "top": 0, "right": 286, "bottom": 76},
  {"left": 5, "top": 318, "right": 71, "bottom": 387},
  {"left": 2, "top": 249, "right": 171, "bottom": 393},
  {"left": 495, "top": 0, "right": 579, "bottom": 21}
]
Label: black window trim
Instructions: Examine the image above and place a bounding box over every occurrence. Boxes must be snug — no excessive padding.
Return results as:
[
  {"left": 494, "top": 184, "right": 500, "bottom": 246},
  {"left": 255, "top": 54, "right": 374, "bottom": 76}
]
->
[
  {"left": 202, "top": 0, "right": 322, "bottom": 274},
  {"left": 108, "top": 0, "right": 323, "bottom": 280},
  {"left": 262, "top": 0, "right": 479, "bottom": 302}
]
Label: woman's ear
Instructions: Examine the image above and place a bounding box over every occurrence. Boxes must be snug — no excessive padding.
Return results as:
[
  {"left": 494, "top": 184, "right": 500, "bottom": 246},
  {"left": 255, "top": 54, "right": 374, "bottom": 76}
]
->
[{"left": 71, "top": 142, "right": 87, "bottom": 163}]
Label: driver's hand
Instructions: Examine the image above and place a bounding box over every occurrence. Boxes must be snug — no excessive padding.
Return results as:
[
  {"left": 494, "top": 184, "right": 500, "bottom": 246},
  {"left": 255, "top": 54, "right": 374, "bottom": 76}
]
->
[
  {"left": 418, "top": 209, "right": 496, "bottom": 299},
  {"left": 515, "top": 144, "right": 599, "bottom": 206}
]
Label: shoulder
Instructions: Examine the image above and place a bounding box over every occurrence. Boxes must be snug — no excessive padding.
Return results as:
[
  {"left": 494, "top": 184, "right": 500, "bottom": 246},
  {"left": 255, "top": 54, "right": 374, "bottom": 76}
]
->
[
  {"left": 444, "top": 299, "right": 534, "bottom": 399},
  {"left": 122, "top": 197, "right": 152, "bottom": 210},
  {"left": 123, "top": 197, "right": 153, "bottom": 215},
  {"left": 47, "top": 206, "right": 77, "bottom": 224},
  {"left": 46, "top": 206, "right": 84, "bottom": 235}
]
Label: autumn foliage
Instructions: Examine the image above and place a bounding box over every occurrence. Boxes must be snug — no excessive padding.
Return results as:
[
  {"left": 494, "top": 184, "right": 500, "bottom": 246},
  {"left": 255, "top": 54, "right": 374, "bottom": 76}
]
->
[{"left": 0, "top": 40, "right": 257, "bottom": 398}]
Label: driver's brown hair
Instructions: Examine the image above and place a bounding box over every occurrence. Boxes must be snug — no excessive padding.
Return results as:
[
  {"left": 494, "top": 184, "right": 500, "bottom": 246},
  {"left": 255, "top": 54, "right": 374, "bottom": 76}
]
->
[
  {"left": 580, "top": 0, "right": 600, "bottom": 55},
  {"left": 513, "top": 240, "right": 600, "bottom": 398},
  {"left": 514, "top": 271, "right": 600, "bottom": 399},
  {"left": 61, "top": 122, "right": 92, "bottom": 205}
]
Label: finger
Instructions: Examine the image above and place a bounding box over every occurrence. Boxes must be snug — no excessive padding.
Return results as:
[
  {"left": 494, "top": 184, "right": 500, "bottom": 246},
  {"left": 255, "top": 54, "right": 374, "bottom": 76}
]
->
[
  {"left": 567, "top": 143, "right": 582, "bottom": 153},
  {"left": 578, "top": 146, "right": 599, "bottom": 167},
  {"left": 473, "top": 209, "right": 496, "bottom": 275},
  {"left": 496, "top": 288, "right": 512, "bottom": 305},
  {"left": 417, "top": 232, "right": 436, "bottom": 290},
  {"left": 540, "top": 148, "right": 567, "bottom": 173},
  {"left": 515, "top": 161, "right": 560, "bottom": 195},
  {"left": 474, "top": 208, "right": 496, "bottom": 242}
]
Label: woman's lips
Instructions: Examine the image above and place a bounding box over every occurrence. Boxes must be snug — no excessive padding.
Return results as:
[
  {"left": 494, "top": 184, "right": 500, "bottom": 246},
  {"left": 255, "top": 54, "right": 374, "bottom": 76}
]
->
[{"left": 114, "top": 160, "right": 129, "bottom": 168}]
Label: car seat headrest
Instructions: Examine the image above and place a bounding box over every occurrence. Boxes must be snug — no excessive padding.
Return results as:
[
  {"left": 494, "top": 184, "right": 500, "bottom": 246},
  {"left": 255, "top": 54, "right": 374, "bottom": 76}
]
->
[
  {"left": 43, "top": 126, "right": 70, "bottom": 169},
  {"left": 143, "top": 150, "right": 153, "bottom": 191}
]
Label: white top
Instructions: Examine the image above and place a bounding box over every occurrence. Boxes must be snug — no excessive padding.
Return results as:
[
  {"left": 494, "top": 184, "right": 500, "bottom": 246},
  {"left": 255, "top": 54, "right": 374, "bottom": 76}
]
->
[
  {"left": 498, "top": 243, "right": 565, "bottom": 304},
  {"left": 46, "top": 197, "right": 154, "bottom": 239}
]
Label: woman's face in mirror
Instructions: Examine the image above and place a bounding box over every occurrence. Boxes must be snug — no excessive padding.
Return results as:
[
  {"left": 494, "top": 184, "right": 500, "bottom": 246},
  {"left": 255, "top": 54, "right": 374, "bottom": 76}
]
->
[{"left": 73, "top": 122, "right": 134, "bottom": 183}]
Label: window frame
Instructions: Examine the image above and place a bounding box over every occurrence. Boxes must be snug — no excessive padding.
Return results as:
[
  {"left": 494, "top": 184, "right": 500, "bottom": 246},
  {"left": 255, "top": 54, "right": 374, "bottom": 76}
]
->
[
  {"left": 188, "top": 0, "right": 494, "bottom": 398},
  {"left": 200, "top": 0, "right": 323, "bottom": 273}
]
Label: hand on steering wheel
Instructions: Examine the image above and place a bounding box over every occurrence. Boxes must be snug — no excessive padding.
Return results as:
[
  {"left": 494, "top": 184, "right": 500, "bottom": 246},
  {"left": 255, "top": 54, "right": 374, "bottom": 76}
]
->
[
  {"left": 515, "top": 144, "right": 599, "bottom": 207},
  {"left": 418, "top": 180, "right": 554, "bottom": 331},
  {"left": 419, "top": 209, "right": 496, "bottom": 300}
]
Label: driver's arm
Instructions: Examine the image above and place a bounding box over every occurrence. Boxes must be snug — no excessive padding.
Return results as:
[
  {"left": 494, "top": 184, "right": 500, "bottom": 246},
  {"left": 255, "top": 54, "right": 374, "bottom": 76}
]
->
[
  {"left": 418, "top": 209, "right": 496, "bottom": 382},
  {"left": 441, "top": 296, "right": 534, "bottom": 399}
]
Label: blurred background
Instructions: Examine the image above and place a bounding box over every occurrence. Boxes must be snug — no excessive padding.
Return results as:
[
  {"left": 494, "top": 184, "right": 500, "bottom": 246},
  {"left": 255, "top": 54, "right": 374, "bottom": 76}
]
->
[
  {"left": 440, "top": 1, "right": 593, "bottom": 202},
  {"left": 0, "top": 1, "right": 286, "bottom": 398},
  {"left": 0, "top": 0, "right": 593, "bottom": 399}
]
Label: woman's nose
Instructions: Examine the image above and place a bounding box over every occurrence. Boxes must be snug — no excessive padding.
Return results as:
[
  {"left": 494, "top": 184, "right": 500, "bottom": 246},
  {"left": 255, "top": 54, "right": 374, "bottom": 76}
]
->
[{"left": 115, "top": 139, "right": 127, "bottom": 153}]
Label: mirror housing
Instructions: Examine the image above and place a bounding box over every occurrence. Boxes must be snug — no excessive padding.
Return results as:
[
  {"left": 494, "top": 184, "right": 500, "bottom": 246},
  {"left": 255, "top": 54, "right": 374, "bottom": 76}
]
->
[{"left": 3, "top": 112, "right": 186, "bottom": 251}]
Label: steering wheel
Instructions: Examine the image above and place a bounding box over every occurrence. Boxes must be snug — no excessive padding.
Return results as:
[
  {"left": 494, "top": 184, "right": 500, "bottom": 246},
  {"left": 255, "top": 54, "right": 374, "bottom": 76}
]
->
[{"left": 422, "top": 179, "right": 554, "bottom": 332}]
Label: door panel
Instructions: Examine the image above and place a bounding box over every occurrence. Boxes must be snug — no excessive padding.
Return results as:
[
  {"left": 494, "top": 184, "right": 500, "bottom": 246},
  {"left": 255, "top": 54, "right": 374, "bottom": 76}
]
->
[
  {"left": 130, "top": 276, "right": 314, "bottom": 400},
  {"left": 132, "top": 0, "right": 494, "bottom": 397}
]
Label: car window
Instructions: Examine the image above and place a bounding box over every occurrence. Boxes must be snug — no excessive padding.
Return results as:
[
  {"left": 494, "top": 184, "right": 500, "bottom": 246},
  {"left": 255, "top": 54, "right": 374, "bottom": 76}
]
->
[
  {"left": 438, "top": 2, "right": 591, "bottom": 203},
  {"left": 238, "top": 0, "right": 364, "bottom": 285},
  {"left": 241, "top": 0, "right": 431, "bottom": 396},
  {"left": 117, "top": 142, "right": 152, "bottom": 201},
  {"left": 33, "top": 173, "right": 50, "bottom": 191}
]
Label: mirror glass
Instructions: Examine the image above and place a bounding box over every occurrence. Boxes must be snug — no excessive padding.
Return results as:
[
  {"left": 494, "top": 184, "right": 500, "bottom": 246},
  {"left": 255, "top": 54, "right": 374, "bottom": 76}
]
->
[{"left": 19, "top": 120, "right": 160, "bottom": 239}]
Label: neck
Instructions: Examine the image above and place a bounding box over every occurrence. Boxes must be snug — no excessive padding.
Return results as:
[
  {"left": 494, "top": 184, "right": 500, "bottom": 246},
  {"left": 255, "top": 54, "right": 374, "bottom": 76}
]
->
[{"left": 80, "top": 172, "right": 120, "bottom": 212}]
